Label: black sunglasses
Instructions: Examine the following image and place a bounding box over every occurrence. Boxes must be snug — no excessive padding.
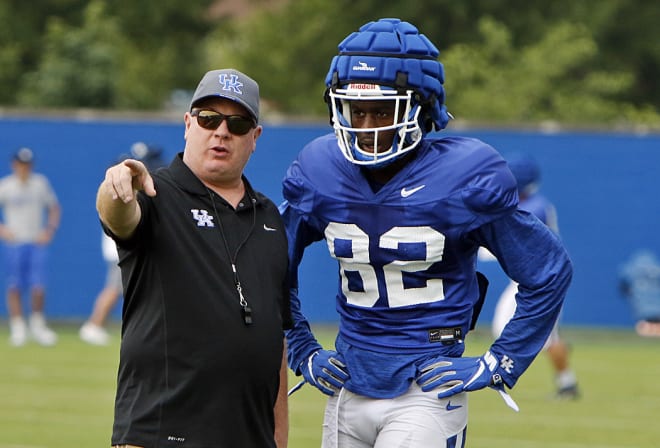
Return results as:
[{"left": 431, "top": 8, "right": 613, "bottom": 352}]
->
[{"left": 191, "top": 109, "right": 256, "bottom": 135}]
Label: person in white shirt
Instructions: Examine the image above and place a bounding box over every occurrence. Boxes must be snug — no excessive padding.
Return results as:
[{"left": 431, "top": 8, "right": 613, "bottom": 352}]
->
[{"left": 0, "top": 148, "right": 61, "bottom": 346}]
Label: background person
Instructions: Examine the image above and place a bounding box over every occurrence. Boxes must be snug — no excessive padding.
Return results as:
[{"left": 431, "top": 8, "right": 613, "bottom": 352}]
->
[
  {"left": 0, "top": 147, "right": 60, "bottom": 347},
  {"left": 79, "top": 233, "right": 121, "bottom": 345},
  {"left": 79, "top": 143, "right": 166, "bottom": 346},
  {"left": 97, "top": 68, "right": 291, "bottom": 448},
  {"left": 487, "top": 153, "right": 579, "bottom": 399},
  {"left": 619, "top": 249, "right": 660, "bottom": 337},
  {"left": 281, "top": 18, "right": 572, "bottom": 447}
]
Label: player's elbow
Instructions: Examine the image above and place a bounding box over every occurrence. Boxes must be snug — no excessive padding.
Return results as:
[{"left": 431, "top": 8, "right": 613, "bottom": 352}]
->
[{"left": 549, "top": 250, "right": 573, "bottom": 302}]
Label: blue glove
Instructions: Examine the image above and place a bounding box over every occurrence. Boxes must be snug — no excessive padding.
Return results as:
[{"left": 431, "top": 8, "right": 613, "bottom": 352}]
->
[
  {"left": 416, "top": 350, "right": 502, "bottom": 398},
  {"left": 301, "top": 350, "right": 349, "bottom": 396}
]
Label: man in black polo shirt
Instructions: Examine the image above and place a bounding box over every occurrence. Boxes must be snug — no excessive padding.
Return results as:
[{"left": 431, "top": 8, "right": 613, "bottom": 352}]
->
[{"left": 97, "top": 68, "right": 292, "bottom": 448}]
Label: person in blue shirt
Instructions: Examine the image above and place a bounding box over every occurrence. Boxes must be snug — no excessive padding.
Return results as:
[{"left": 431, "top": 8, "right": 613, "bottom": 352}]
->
[
  {"left": 281, "top": 18, "right": 573, "bottom": 447},
  {"left": 619, "top": 249, "right": 660, "bottom": 337},
  {"left": 488, "top": 154, "right": 579, "bottom": 399}
]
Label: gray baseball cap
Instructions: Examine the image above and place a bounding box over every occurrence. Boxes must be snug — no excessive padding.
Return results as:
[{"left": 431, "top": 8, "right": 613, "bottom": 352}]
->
[{"left": 189, "top": 69, "right": 260, "bottom": 122}]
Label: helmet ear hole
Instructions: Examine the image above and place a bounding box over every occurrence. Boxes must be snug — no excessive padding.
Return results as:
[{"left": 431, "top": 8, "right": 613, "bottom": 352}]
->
[
  {"left": 415, "top": 92, "right": 434, "bottom": 132},
  {"left": 421, "top": 110, "right": 434, "bottom": 133}
]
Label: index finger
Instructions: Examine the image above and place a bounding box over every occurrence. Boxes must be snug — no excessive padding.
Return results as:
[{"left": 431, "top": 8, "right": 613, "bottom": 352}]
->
[{"left": 122, "top": 159, "right": 157, "bottom": 197}]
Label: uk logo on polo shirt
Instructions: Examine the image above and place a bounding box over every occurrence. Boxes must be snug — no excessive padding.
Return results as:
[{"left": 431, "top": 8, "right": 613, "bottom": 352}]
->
[{"left": 191, "top": 209, "right": 215, "bottom": 227}]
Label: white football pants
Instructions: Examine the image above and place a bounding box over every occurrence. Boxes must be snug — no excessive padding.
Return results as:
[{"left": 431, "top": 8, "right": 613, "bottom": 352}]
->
[{"left": 322, "top": 383, "right": 468, "bottom": 448}]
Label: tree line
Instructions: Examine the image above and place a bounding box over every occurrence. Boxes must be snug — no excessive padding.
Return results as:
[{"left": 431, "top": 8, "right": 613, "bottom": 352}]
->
[{"left": 1, "top": 0, "right": 658, "bottom": 129}]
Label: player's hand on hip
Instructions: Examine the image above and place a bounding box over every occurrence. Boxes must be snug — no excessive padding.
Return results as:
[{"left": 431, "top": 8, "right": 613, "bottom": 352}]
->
[
  {"left": 416, "top": 350, "right": 502, "bottom": 398},
  {"left": 301, "top": 350, "right": 349, "bottom": 396},
  {"left": 105, "top": 159, "right": 156, "bottom": 203}
]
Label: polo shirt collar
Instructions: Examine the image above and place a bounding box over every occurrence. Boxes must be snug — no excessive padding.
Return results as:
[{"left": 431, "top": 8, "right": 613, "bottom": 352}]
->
[{"left": 167, "top": 152, "right": 260, "bottom": 204}]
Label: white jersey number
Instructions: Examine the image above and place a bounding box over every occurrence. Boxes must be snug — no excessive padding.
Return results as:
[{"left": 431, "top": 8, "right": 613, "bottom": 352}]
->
[{"left": 325, "top": 223, "right": 445, "bottom": 308}]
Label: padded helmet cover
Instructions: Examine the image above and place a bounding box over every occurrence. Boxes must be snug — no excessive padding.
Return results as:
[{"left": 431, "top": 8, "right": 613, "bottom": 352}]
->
[{"left": 325, "top": 18, "right": 450, "bottom": 132}]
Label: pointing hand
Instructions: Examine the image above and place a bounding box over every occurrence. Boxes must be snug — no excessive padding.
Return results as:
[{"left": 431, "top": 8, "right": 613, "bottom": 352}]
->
[{"left": 104, "top": 159, "right": 157, "bottom": 203}]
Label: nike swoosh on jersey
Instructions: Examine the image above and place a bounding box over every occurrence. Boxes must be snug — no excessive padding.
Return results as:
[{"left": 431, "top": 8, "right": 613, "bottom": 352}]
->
[
  {"left": 400, "top": 185, "right": 426, "bottom": 197},
  {"left": 263, "top": 224, "right": 277, "bottom": 231}
]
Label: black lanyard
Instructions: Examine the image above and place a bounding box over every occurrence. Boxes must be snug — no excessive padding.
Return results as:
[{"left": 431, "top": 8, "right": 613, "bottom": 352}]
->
[{"left": 207, "top": 187, "right": 256, "bottom": 325}]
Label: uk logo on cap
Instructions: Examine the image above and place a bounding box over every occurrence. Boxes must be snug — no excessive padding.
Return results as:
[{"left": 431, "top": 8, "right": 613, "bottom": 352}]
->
[{"left": 219, "top": 74, "right": 243, "bottom": 95}]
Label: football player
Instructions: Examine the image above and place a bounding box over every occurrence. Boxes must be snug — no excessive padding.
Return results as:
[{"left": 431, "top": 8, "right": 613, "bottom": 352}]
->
[
  {"left": 281, "top": 18, "right": 573, "bottom": 447},
  {"left": 619, "top": 250, "right": 660, "bottom": 337}
]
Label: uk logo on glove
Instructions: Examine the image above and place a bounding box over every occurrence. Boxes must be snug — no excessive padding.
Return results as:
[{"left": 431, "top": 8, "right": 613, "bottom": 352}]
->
[{"left": 416, "top": 350, "right": 519, "bottom": 411}]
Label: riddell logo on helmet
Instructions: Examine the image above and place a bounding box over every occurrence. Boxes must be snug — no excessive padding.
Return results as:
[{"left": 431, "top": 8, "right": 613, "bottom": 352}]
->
[
  {"left": 347, "top": 83, "right": 380, "bottom": 91},
  {"left": 352, "top": 61, "right": 377, "bottom": 71}
]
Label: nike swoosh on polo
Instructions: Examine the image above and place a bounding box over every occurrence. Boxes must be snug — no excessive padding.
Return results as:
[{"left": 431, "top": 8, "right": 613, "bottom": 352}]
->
[
  {"left": 263, "top": 224, "right": 277, "bottom": 231},
  {"left": 400, "top": 185, "right": 426, "bottom": 197},
  {"left": 446, "top": 401, "right": 462, "bottom": 411}
]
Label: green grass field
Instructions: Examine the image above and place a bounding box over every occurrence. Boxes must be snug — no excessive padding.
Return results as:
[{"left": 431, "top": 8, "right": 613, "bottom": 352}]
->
[{"left": 0, "top": 323, "right": 658, "bottom": 447}]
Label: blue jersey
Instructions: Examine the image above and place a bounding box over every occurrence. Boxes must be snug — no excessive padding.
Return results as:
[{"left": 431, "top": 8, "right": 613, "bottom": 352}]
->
[{"left": 282, "top": 133, "right": 572, "bottom": 398}]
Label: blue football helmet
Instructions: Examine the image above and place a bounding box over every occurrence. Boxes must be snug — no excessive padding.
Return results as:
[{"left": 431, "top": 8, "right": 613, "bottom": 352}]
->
[
  {"left": 325, "top": 18, "right": 451, "bottom": 167},
  {"left": 507, "top": 154, "right": 541, "bottom": 196}
]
